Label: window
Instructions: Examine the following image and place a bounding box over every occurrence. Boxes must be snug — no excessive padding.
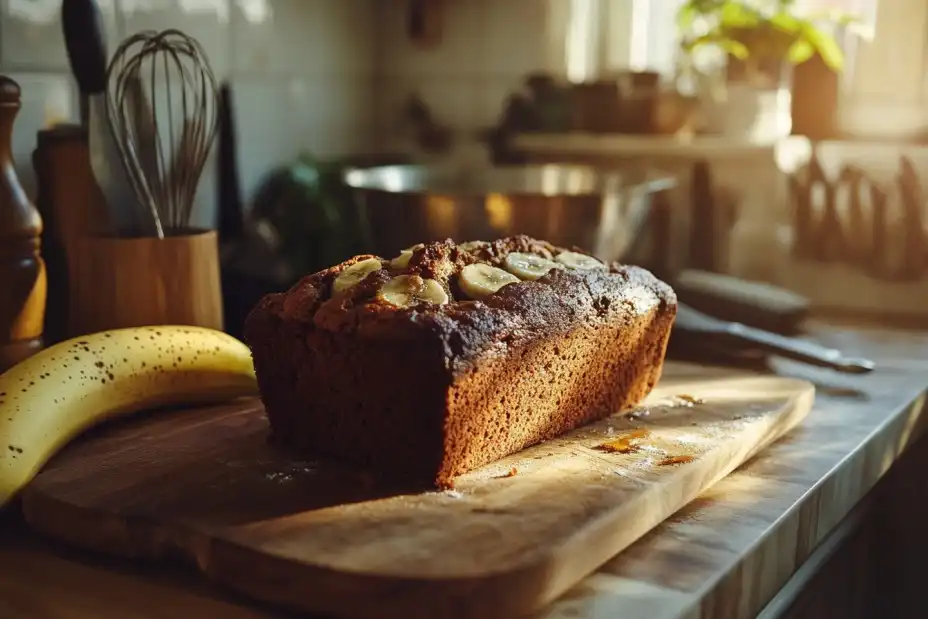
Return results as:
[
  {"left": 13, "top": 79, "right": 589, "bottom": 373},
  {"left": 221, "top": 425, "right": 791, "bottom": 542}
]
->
[
  {"left": 626, "top": 0, "right": 880, "bottom": 78},
  {"left": 555, "top": 0, "right": 928, "bottom": 133},
  {"left": 628, "top": 0, "right": 686, "bottom": 76},
  {"left": 557, "top": 0, "right": 882, "bottom": 83}
]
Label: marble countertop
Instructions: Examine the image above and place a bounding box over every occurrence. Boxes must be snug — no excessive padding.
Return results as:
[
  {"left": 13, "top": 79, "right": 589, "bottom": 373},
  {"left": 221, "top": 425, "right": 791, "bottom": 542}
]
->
[{"left": 2, "top": 321, "right": 928, "bottom": 619}]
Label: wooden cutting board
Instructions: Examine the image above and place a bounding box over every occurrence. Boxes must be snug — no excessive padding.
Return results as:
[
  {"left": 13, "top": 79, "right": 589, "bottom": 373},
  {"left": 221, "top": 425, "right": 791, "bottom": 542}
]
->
[{"left": 20, "top": 363, "right": 814, "bottom": 619}]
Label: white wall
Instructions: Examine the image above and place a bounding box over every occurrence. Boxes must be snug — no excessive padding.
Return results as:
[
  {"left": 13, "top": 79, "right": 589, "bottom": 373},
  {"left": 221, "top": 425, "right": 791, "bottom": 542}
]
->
[{"left": 372, "top": 0, "right": 561, "bottom": 154}]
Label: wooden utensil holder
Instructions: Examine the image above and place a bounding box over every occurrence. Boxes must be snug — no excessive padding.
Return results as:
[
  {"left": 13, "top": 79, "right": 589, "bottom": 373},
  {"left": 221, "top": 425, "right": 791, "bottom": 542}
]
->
[{"left": 69, "top": 229, "right": 224, "bottom": 336}]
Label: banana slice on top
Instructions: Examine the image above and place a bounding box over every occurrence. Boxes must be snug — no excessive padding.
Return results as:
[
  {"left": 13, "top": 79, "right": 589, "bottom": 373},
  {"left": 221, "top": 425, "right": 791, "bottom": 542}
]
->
[
  {"left": 555, "top": 251, "right": 605, "bottom": 270},
  {"left": 459, "top": 263, "right": 520, "bottom": 299},
  {"left": 390, "top": 250, "right": 414, "bottom": 269},
  {"left": 378, "top": 275, "right": 449, "bottom": 307},
  {"left": 333, "top": 258, "right": 383, "bottom": 294},
  {"left": 458, "top": 240, "right": 486, "bottom": 252},
  {"left": 389, "top": 243, "right": 425, "bottom": 270},
  {"left": 503, "top": 252, "right": 561, "bottom": 281}
]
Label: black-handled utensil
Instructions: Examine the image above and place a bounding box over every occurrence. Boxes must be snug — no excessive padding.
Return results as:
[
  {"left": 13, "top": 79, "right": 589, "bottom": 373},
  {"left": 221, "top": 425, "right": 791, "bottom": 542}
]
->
[
  {"left": 673, "top": 269, "right": 810, "bottom": 335},
  {"left": 673, "top": 304, "right": 875, "bottom": 374},
  {"left": 61, "top": 0, "right": 148, "bottom": 236},
  {"left": 61, "top": 0, "right": 108, "bottom": 125}
]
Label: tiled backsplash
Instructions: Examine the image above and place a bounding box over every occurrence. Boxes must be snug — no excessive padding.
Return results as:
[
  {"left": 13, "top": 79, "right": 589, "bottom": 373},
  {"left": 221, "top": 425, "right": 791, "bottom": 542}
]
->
[
  {"left": 2, "top": 0, "right": 561, "bottom": 226},
  {"left": 372, "top": 0, "right": 564, "bottom": 155},
  {"left": 1, "top": 0, "right": 377, "bottom": 228}
]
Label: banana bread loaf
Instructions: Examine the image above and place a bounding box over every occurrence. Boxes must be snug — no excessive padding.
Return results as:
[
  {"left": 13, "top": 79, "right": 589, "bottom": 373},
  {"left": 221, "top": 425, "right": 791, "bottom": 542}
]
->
[{"left": 244, "top": 235, "right": 677, "bottom": 488}]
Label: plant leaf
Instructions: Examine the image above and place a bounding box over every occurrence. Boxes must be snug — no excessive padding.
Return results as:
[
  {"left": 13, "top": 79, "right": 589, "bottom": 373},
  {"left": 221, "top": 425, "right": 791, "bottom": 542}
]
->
[
  {"left": 718, "top": 2, "right": 761, "bottom": 28},
  {"left": 768, "top": 10, "right": 803, "bottom": 35},
  {"left": 787, "top": 39, "right": 815, "bottom": 64},
  {"left": 722, "top": 39, "right": 751, "bottom": 59},
  {"left": 801, "top": 23, "right": 845, "bottom": 70},
  {"left": 683, "top": 25, "right": 753, "bottom": 59},
  {"left": 676, "top": 4, "right": 700, "bottom": 31}
]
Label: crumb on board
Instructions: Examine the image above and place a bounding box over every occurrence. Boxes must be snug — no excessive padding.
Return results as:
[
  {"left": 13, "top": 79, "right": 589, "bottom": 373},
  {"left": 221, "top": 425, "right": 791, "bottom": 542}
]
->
[
  {"left": 658, "top": 455, "right": 695, "bottom": 466},
  {"left": 494, "top": 467, "right": 518, "bottom": 479},
  {"left": 595, "top": 428, "right": 650, "bottom": 454}
]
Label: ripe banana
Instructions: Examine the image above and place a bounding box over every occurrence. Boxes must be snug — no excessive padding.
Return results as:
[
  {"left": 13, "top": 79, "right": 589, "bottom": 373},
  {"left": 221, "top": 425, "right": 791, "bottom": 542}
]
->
[{"left": 0, "top": 325, "right": 258, "bottom": 507}]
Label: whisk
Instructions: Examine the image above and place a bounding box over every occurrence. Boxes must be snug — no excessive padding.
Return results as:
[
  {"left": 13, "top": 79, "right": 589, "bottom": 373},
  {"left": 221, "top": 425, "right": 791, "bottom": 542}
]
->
[{"left": 105, "top": 29, "right": 220, "bottom": 238}]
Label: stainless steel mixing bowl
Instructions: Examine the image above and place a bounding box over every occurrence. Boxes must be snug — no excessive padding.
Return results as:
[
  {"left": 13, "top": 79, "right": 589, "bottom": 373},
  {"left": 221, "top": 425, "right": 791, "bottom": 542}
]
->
[{"left": 343, "top": 163, "right": 675, "bottom": 263}]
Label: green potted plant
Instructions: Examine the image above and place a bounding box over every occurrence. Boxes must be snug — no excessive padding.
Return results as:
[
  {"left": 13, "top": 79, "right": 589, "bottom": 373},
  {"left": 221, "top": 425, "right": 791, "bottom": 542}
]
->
[
  {"left": 677, "top": 0, "right": 861, "bottom": 85},
  {"left": 676, "top": 0, "right": 865, "bottom": 139}
]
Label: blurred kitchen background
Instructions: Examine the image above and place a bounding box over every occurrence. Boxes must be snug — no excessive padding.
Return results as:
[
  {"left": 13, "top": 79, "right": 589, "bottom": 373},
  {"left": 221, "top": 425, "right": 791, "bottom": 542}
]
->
[{"left": 4, "top": 0, "right": 928, "bottom": 338}]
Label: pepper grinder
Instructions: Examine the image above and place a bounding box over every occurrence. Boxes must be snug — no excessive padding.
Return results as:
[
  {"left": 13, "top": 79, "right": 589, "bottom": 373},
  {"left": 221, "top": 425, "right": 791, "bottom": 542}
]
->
[{"left": 0, "top": 75, "right": 47, "bottom": 372}]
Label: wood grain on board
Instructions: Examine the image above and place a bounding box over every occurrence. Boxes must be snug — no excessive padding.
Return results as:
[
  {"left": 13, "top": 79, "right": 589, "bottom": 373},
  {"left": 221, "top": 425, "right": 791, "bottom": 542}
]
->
[
  {"left": 540, "top": 327, "right": 928, "bottom": 619},
  {"left": 19, "top": 364, "right": 813, "bottom": 619}
]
